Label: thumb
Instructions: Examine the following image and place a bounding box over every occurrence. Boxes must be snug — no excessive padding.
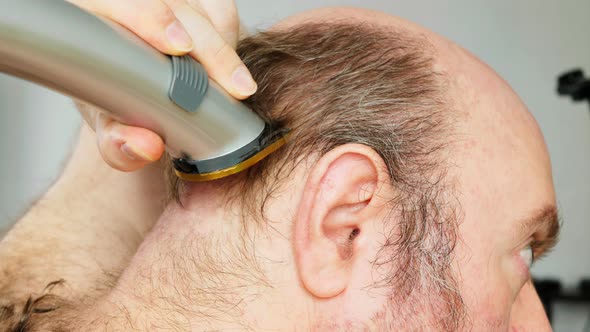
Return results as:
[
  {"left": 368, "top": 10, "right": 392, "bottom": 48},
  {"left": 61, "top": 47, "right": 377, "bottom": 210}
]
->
[{"left": 95, "top": 113, "right": 165, "bottom": 172}]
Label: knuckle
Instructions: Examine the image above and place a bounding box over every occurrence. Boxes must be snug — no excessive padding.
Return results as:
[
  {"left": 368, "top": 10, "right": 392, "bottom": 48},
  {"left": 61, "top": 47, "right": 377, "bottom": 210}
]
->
[
  {"left": 212, "top": 42, "right": 232, "bottom": 59},
  {"left": 217, "top": 18, "right": 239, "bottom": 36},
  {"left": 185, "top": 0, "right": 203, "bottom": 10}
]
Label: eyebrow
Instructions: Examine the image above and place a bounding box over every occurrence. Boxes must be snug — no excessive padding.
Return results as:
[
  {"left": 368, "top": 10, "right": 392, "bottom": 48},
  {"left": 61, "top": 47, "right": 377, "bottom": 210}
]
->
[{"left": 518, "top": 205, "right": 561, "bottom": 258}]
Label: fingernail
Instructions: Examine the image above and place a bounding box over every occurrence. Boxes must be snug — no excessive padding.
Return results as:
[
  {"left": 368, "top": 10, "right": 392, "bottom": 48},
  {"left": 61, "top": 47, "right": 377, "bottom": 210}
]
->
[
  {"left": 121, "top": 143, "right": 153, "bottom": 162},
  {"left": 166, "top": 20, "right": 193, "bottom": 52},
  {"left": 231, "top": 65, "right": 258, "bottom": 96}
]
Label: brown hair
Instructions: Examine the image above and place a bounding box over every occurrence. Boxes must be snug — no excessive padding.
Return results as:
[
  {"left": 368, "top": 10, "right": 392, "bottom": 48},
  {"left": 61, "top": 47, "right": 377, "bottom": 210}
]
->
[
  {"left": 0, "top": 21, "right": 463, "bottom": 331},
  {"left": 173, "top": 22, "right": 464, "bottom": 329}
]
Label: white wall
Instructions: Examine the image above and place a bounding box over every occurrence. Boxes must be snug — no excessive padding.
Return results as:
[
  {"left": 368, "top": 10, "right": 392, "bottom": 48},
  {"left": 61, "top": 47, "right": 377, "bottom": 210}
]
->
[
  {"left": 1, "top": 1, "right": 589, "bottom": 330},
  {"left": 0, "top": 76, "right": 80, "bottom": 226}
]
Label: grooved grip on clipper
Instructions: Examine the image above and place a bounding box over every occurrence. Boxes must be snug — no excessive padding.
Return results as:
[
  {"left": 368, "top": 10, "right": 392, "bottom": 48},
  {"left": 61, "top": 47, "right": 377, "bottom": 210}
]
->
[{"left": 169, "top": 55, "right": 209, "bottom": 113}]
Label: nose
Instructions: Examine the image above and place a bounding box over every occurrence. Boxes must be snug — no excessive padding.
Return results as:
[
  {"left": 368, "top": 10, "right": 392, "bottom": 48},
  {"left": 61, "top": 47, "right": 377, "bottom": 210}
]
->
[{"left": 509, "top": 280, "right": 552, "bottom": 331}]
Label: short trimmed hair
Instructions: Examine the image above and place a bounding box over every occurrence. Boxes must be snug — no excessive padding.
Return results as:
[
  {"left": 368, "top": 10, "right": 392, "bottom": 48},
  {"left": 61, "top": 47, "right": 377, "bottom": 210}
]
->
[
  {"left": 2, "top": 22, "right": 464, "bottom": 332},
  {"left": 171, "top": 22, "right": 463, "bottom": 330}
]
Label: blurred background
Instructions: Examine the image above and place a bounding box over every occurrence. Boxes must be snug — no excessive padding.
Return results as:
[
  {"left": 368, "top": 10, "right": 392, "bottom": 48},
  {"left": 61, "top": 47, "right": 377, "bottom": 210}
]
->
[{"left": 1, "top": 0, "right": 589, "bottom": 330}]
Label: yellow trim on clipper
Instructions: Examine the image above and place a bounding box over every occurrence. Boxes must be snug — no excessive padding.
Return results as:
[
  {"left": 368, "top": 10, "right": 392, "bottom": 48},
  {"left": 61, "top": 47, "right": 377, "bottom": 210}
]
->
[{"left": 175, "top": 134, "right": 289, "bottom": 182}]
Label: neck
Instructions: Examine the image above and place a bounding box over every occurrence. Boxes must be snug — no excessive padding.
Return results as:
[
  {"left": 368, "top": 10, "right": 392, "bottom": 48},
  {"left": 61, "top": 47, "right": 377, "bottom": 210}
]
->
[{"left": 79, "top": 186, "right": 308, "bottom": 331}]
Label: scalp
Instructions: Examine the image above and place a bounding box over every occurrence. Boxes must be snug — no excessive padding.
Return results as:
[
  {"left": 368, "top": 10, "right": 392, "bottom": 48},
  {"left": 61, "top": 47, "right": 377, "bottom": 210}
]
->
[{"left": 272, "top": 6, "right": 547, "bottom": 150}]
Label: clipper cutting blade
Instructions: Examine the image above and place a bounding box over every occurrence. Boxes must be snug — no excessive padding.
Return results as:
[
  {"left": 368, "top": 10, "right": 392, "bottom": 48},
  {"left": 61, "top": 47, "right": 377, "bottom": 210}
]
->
[{"left": 173, "top": 126, "right": 290, "bottom": 181}]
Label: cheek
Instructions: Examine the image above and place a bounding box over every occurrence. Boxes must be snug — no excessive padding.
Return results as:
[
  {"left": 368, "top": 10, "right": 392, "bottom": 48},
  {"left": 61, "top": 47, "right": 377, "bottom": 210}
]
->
[
  {"left": 467, "top": 290, "right": 513, "bottom": 330},
  {"left": 453, "top": 246, "right": 515, "bottom": 329}
]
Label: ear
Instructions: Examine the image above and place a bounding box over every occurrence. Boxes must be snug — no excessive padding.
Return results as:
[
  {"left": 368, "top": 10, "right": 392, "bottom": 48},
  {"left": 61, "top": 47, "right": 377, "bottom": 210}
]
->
[{"left": 294, "top": 144, "right": 391, "bottom": 298}]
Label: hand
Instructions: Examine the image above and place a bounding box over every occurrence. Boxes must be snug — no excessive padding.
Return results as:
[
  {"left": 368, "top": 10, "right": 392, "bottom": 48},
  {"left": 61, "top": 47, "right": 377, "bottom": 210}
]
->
[{"left": 68, "top": 0, "right": 256, "bottom": 171}]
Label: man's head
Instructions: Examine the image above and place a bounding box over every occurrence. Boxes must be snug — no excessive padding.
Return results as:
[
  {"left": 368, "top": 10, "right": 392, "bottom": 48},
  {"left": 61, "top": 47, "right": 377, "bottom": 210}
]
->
[{"left": 120, "top": 7, "right": 559, "bottom": 331}]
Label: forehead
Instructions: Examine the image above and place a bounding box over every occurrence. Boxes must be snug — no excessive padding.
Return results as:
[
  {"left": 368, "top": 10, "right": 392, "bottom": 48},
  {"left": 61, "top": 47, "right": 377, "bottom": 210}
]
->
[
  {"left": 413, "top": 19, "right": 556, "bottom": 244},
  {"left": 452, "top": 59, "right": 556, "bottom": 238}
]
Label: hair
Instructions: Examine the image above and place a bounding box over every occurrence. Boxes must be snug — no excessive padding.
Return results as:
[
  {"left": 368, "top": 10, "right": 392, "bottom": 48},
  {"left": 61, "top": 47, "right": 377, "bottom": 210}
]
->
[
  {"left": 3, "top": 22, "right": 464, "bottom": 331},
  {"left": 172, "top": 22, "right": 464, "bottom": 330},
  {"left": 0, "top": 279, "right": 71, "bottom": 332}
]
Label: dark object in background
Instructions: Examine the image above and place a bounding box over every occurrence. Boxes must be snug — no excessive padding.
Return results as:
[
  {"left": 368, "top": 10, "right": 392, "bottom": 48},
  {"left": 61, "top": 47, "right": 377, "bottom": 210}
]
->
[
  {"left": 534, "top": 278, "right": 590, "bottom": 324},
  {"left": 535, "top": 279, "right": 562, "bottom": 321},
  {"left": 558, "top": 69, "right": 590, "bottom": 107}
]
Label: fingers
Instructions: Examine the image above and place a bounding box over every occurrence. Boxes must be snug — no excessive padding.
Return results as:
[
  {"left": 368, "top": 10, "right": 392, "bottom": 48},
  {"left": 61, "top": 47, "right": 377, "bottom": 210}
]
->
[
  {"left": 69, "top": 0, "right": 256, "bottom": 99},
  {"left": 196, "top": 0, "right": 239, "bottom": 48},
  {"left": 74, "top": 101, "right": 165, "bottom": 172},
  {"left": 67, "top": 0, "right": 256, "bottom": 170},
  {"left": 95, "top": 113, "right": 165, "bottom": 172},
  {"left": 68, "top": 0, "right": 193, "bottom": 55},
  {"left": 165, "top": 0, "right": 257, "bottom": 99}
]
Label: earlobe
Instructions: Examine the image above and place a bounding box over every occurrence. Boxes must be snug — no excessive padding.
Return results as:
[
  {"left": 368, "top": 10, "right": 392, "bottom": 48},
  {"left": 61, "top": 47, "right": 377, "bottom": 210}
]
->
[{"left": 294, "top": 144, "right": 389, "bottom": 299}]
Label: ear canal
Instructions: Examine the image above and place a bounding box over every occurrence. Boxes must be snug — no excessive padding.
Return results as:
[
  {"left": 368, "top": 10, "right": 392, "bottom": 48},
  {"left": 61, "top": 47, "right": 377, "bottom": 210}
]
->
[
  {"left": 349, "top": 228, "right": 360, "bottom": 241},
  {"left": 341, "top": 228, "right": 361, "bottom": 259}
]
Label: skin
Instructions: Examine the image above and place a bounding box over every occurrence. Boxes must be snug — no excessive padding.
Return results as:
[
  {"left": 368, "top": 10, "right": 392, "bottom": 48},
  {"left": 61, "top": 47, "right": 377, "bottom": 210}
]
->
[
  {"left": 1, "top": 0, "right": 248, "bottom": 319},
  {"left": 0, "top": 5, "right": 558, "bottom": 332}
]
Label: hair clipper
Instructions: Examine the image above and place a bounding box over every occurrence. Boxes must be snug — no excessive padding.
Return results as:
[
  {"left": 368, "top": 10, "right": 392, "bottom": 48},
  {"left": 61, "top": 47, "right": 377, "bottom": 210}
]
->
[{"left": 0, "top": 0, "right": 289, "bottom": 181}]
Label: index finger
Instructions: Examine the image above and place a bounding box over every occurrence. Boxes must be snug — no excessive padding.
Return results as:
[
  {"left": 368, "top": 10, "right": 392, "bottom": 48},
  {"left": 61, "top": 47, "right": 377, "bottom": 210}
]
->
[
  {"left": 68, "top": 0, "right": 193, "bottom": 55},
  {"left": 165, "top": 2, "right": 257, "bottom": 99}
]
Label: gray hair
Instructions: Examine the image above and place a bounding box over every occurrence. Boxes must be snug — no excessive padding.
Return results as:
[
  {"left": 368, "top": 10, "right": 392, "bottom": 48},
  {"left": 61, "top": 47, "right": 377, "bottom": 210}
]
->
[{"left": 228, "top": 22, "right": 465, "bottom": 330}]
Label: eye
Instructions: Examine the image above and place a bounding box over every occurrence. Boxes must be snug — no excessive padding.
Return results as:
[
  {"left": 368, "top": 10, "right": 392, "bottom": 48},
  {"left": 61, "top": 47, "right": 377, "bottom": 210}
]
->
[{"left": 519, "top": 245, "right": 535, "bottom": 269}]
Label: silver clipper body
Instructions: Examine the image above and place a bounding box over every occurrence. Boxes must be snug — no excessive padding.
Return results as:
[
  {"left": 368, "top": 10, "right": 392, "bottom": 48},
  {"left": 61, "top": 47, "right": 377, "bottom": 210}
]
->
[{"left": 0, "top": 0, "right": 288, "bottom": 181}]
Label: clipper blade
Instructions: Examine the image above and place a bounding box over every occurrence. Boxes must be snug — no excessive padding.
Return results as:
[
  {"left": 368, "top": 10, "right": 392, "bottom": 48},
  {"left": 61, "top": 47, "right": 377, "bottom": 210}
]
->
[{"left": 173, "top": 125, "right": 290, "bottom": 182}]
